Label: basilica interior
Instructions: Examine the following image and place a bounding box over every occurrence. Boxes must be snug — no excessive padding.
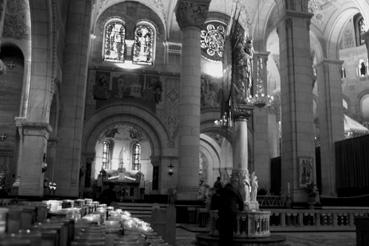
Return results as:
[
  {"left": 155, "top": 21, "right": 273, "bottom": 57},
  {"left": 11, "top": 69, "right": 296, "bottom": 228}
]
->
[{"left": 1, "top": 0, "right": 369, "bottom": 211}]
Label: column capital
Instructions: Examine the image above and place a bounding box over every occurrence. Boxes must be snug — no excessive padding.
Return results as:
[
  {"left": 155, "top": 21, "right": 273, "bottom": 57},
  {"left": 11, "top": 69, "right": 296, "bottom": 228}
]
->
[
  {"left": 15, "top": 118, "right": 52, "bottom": 139},
  {"left": 175, "top": 0, "right": 211, "bottom": 30}
]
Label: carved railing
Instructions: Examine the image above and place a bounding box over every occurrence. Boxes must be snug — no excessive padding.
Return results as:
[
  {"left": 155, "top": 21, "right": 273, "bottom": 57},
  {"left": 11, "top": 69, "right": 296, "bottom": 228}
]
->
[
  {"left": 209, "top": 210, "right": 271, "bottom": 238},
  {"left": 258, "top": 195, "right": 286, "bottom": 208},
  {"left": 270, "top": 208, "right": 369, "bottom": 231},
  {"left": 206, "top": 207, "right": 369, "bottom": 233}
]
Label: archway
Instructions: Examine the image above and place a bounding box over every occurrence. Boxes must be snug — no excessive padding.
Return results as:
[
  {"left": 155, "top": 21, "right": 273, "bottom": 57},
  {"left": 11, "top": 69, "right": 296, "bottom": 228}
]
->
[{"left": 82, "top": 103, "right": 171, "bottom": 197}]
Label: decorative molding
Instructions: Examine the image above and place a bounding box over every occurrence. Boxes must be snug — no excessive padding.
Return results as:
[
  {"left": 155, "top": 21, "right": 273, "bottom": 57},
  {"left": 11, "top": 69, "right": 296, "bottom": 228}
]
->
[{"left": 175, "top": 0, "right": 211, "bottom": 29}]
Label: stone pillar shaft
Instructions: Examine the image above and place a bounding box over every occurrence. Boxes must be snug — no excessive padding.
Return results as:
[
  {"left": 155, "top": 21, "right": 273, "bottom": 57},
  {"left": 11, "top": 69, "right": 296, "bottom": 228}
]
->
[
  {"left": 233, "top": 118, "right": 248, "bottom": 172},
  {"left": 175, "top": 0, "right": 210, "bottom": 200},
  {"left": 15, "top": 120, "right": 51, "bottom": 196},
  {"left": 317, "top": 59, "right": 344, "bottom": 196},
  {"left": 252, "top": 52, "right": 270, "bottom": 190},
  {"left": 278, "top": 7, "right": 316, "bottom": 202},
  {"left": 54, "top": 0, "right": 92, "bottom": 197}
]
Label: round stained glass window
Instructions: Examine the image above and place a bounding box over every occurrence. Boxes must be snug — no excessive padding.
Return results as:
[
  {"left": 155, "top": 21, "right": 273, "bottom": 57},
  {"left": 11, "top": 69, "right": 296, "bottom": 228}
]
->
[{"left": 200, "top": 22, "right": 226, "bottom": 61}]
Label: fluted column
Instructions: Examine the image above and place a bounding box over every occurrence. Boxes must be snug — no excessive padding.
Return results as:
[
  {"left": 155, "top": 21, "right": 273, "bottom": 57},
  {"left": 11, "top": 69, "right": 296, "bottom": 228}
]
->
[
  {"left": 316, "top": 59, "right": 344, "bottom": 197},
  {"left": 175, "top": 0, "right": 210, "bottom": 200},
  {"left": 277, "top": 0, "right": 316, "bottom": 203},
  {"left": 252, "top": 52, "right": 271, "bottom": 190}
]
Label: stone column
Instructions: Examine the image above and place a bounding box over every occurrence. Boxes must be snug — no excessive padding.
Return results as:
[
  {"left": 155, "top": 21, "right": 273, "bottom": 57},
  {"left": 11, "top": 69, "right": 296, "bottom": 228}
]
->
[
  {"left": 15, "top": 120, "right": 51, "bottom": 196},
  {"left": 252, "top": 52, "right": 271, "bottom": 190},
  {"left": 0, "top": 0, "right": 7, "bottom": 74},
  {"left": 54, "top": 0, "right": 92, "bottom": 197},
  {"left": 277, "top": 0, "right": 316, "bottom": 203},
  {"left": 232, "top": 118, "right": 249, "bottom": 174},
  {"left": 316, "top": 59, "right": 344, "bottom": 196},
  {"left": 175, "top": 0, "right": 210, "bottom": 200}
]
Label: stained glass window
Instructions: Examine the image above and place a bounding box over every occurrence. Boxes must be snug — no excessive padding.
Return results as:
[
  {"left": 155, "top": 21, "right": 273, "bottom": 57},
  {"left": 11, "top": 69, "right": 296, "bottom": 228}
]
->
[
  {"left": 354, "top": 14, "right": 367, "bottom": 46},
  {"left": 103, "top": 20, "right": 125, "bottom": 62},
  {"left": 102, "top": 141, "right": 111, "bottom": 170},
  {"left": 200, "top": 22, "right": 226, "bottom": 61},
  {"left": 133, "top": 24, "right": 155, "bottom": 65},
  {"left": 132, "top": 143, "right": 141, "bottom": 171}
]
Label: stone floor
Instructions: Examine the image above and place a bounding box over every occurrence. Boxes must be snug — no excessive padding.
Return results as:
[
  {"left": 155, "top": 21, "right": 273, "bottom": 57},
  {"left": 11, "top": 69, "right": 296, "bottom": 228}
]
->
[{"left": 175, "top": 227, "right": 356, "bottom": 246}]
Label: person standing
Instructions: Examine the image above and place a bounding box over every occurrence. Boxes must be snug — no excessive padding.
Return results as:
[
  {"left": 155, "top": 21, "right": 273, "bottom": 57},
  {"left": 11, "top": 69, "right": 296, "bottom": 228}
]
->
[{"left": 217, "top": 182, "right": 244, "bottom": 246}]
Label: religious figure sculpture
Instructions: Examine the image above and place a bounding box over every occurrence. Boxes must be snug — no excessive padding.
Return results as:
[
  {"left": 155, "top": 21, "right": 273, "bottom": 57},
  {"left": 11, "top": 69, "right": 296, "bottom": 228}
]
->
[
  {"left": 233, "top": 35, "right": 254, "bottom": 103},
  {"left": 250, "top": 172, "right": 258, "bottom": 202},
  {"left": 243, "top": 171, "right": 251, "bottom": 205}
]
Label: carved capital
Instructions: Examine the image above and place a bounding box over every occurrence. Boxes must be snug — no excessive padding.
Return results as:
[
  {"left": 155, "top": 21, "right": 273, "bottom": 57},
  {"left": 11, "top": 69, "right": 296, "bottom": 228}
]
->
[
  {"left": 175, "top": 0, "right": 210, "bottom": 29},
  {"left": 15, "top": 118, "right": 52, "bottom": 139}
]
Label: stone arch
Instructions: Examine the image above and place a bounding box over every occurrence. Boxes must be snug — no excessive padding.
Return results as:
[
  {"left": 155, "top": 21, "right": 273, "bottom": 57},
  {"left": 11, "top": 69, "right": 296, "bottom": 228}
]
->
[
  {"left": 326, "top": 6, "right": 361, "bottom": 60},
  {"left": 200, "top": 133, "right": 221, "bottom": 187},
  {"left": 83, "top": 103, "right": 170, "bottom": 157},
  {"left": 93, "top": 0, "right": 167, "bottom": 36}
]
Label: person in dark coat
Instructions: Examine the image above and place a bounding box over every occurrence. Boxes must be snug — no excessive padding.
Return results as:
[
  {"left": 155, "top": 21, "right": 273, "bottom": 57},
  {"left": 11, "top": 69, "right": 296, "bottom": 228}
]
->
[
  {"left": 217, "top": 183, "right": 244, "bottom": 246},
  {"left": 99, "top": 183, "right": 117, "bottom": 206}
]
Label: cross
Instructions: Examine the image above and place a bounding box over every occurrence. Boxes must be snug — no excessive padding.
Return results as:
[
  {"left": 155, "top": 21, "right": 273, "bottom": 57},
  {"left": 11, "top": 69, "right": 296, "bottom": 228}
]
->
[{"left": 0, "top": 133, "right": 7, "bottom": 142}]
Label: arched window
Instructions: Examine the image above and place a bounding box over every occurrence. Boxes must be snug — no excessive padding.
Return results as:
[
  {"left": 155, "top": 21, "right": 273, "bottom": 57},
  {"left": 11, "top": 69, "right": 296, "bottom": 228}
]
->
[
  {"left": 341, "top": 66, "right": 346, "bottom": 79},
  {"left": 132, "top": 23, "right": 155, "bottom": 65},
  {"left": 358, "top": 59, "right": 368, "bottom": 77},
  {"left": 354, "top": 13, "right": 366, "bottom": 46},
  {"left": 132, "top": 143, "right": 141, "bottom": 171},
  {"left": 102, "top": 141, "right": 111, "bottom": 170},
  {"left": 103, "top": 19, "right": 125, "bottom": 62},
  {"left": 360, "top": 94, "right": 369, "bottom": 119}
]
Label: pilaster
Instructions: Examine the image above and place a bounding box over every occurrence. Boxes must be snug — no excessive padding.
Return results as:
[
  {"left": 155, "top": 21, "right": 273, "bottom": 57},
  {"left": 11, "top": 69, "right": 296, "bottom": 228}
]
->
[
  {"left": 316, "top": 59, "right": 344, "bottom": 197},
  {"left": 15, "top": 118, "right": 52, "bottom": 196},
  {"left": 175, "top": 0, "right": 210, "bottom": 200},
  {"left": 277, "top": 3, "right": 316, "bottom": 203}
]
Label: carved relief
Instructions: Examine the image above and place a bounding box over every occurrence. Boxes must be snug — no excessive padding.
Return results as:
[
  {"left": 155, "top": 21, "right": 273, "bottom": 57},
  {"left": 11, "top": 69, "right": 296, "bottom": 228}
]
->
[{"left": 176, "top": 0, "right": 211, "bottom": 29}]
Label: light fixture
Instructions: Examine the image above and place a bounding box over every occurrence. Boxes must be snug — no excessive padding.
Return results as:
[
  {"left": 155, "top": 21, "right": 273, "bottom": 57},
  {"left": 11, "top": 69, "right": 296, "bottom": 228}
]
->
[
  {"left": 0, "top": 133, "right": 7, "bottom": 142},
  {"left": 168, "top": 163, "right": 174, "bottom": 176}
]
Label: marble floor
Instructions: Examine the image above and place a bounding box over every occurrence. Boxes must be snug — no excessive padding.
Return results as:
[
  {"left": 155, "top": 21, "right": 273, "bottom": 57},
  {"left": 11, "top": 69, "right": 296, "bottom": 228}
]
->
[{"left": 175, "top": 227, "right": 356, "bottom": 246}]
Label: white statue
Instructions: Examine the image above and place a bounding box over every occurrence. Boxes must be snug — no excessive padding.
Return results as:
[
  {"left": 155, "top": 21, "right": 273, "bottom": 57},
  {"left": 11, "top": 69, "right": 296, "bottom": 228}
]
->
[
  {"left": 250, "top": 172, "right": 258, "bottom": 202},
  {"left": 243, "top": 172, "right": 251, "bottom": 204}
]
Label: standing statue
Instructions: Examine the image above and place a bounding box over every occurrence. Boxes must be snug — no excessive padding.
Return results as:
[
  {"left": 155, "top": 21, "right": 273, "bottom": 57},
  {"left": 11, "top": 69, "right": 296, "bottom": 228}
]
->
[
  {"left": 250, "top": 172, "right": 258, "bottom": 202},
  {"left": 233, "top": 35, "right": 254, "bottom": 103},
  {"left": 243, "top": 171, "right": 251, "bottom": 205}
]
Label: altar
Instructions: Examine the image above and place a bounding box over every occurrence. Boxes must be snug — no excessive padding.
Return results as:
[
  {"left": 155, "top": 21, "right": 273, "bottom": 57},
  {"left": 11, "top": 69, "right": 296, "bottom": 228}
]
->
[{"left": 99, "top": 169, "right": 145, "bottom": 201}]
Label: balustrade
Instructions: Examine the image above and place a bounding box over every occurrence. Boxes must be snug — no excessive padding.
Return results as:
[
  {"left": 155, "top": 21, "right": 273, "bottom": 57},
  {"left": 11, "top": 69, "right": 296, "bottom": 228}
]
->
[{"left": 208, "top": 207, "right": 369, "bottom": 234}]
